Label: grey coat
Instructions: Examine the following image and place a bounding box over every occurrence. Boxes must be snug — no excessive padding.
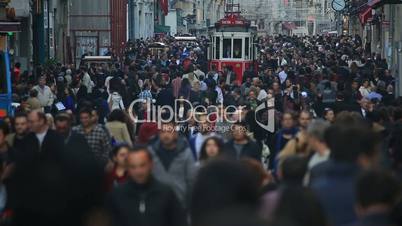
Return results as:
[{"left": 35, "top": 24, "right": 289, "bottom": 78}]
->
[{"left": 148, "top": 136, "right": 196, "bottom": 208}]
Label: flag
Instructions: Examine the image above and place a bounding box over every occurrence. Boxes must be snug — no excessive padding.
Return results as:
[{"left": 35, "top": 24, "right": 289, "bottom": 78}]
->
[{"left": 160, "top": 0, "right": 168, "bottom": 16}]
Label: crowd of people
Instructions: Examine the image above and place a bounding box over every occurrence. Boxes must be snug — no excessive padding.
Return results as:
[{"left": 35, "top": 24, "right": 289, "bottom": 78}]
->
[{"left": 0, "top": 34, "right": 401, "bottom": 226}]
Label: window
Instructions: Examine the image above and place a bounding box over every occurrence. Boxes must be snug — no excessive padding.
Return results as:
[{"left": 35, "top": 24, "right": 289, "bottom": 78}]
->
[
  {"left": 223, "top": 38, "right": 232, "bottom": 58},
  {"left": 233, "top": 39, "right": 242, "bottom": 59},
  {"left": 209, "top": 43, "right": 213, "bottom": 60},
  {"left": 215, "top": 37, "right": 220, "bottom": 59},
  {"left": 245, "top": 37, "right": 250, "bottom": 60}
]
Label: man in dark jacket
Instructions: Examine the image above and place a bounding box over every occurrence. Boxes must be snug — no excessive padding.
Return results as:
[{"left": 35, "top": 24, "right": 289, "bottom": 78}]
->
[
  {"left": 224, "top": 122, "right": 261, "bottom": 161},
  {"left": 310, "top": 116, "right": 381, "bottom": 226},
  {"left": 107, "top": 146, "right": 187, "bottom": 226},
  {"left": 351, "top": 170, "right": 401, "bottom": 226},
  {"left": 55, "top": 113, "right": 104, "bottom": 225},
  {"left": 13, "top": 110, "right": 69, "bottom": 226},
  {"left": 5, "top": 112, "right": 28, "bottom": 150}
]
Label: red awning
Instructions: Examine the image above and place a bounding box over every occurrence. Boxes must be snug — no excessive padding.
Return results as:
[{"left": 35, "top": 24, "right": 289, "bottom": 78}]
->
[
  {"left": 359, "top": 7, "right": 372, "bottom": 25},
  {"left": 282, "top": 22, "right": 296, "bottom": 30}
]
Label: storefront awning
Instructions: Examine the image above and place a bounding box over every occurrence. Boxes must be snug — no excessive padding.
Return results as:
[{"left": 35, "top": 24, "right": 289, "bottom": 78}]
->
[
  {"left": 368, "top": 0, "right": 402, "bottom": 8},
  {"left": 359, "top": 7, "right": 372, "bottom": 25},
  {"left": 0, "top": 21, "right": 22, "bottom": 33},
  {"left": 154, "top": 25, "right": 171, "bottom": 34}
]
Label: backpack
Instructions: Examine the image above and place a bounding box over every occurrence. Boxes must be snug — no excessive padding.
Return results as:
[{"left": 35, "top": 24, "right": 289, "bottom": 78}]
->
[{"left": 322, "top": 88, "right": 336, "bottom": 103}]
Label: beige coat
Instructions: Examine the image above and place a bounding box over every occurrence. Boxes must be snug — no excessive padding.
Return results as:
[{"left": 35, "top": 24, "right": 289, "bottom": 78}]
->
[
  {"left": 105, "top": 121, "right": 133, "bottom": 146},
  {"left": 26, "top": 97, "right": 42, "bottom": 111}
]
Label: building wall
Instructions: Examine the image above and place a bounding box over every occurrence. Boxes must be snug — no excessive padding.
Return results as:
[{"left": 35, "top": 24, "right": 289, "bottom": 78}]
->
[
  {"left": 358, "top": 4, "right": 402, "bottom": 96},
  {"left": 111, "top": 0, "right": 127, "bottom": 56},
  {"left": 69, "top": 0, "right": 111, "bottom": 64},
  {"left": 9, "top": 0, "right": 31, "bottom": 69},
  {"left": 129, "top": 0, "right": 154, "bottom": 39},
  {"left": 166, "top": 9, "right": 178, "bottom": 35},
  {"left": 53, "top": 0, "right": 69, "bottom": 63},
  {"left": 391, "top": 5, "right": 402, "bottom": 96}
]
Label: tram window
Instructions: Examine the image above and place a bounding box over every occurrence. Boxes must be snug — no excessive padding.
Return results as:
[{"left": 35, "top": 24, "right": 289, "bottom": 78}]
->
[
  {"left": 233, "top": 39, "right": 242, "bottom": 59},
  {"left": 223, "top": 38, "right": 232, "bottom": 58},
  {"left": 245, "top": 37, "right": 250, "bottom": 60},
  {"left": 216, "top": 37, "right": 220, "bottom": 59},
  {"left": 0, "top": 53, "right": 7, "bottom": 94}
]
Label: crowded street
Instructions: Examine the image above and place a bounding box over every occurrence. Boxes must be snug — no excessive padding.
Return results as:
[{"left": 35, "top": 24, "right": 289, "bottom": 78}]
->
[{"left": 0, "top": 0, "right": 402, "bottom": 226}]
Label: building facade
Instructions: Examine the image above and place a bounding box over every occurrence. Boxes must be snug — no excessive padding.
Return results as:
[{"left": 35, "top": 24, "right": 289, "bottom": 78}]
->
[
  {"left": 346, "top": 0, "right": 402, "bottom": 95},
  {"left": 128, "top": 0, "right": 154, "bottom": 40},
  {"left": 69, "top": 0, "right": 127, "bottom": 65}
]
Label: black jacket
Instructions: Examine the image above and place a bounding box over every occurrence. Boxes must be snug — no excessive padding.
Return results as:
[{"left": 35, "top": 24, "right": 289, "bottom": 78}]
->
[
  {"left": 13, "top": 129, "right": 69, "bottom": 226},
  {"left": 62, "top": 131, "right": 104, "bottom": 225},
  {"left": 223, "top": 139, "right": 262, "bottom": 161},
  {"left": 107, "top": 177, "right": 187, "bottom": 226}
]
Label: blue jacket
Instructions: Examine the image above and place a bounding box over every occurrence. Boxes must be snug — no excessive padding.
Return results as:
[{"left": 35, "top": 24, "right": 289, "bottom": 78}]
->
[{"left": 310, "top": 160, "right": 360, "bottom": 226}]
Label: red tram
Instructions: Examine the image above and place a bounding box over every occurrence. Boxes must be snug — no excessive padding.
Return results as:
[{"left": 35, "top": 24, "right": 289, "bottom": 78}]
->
[{"left": 208, "top": 1, "right": 257, "bottom": 83}]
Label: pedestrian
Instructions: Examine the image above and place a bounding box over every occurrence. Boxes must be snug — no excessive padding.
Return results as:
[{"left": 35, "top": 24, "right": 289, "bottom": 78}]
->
[
  {"left": 26, "top": 89, "right": 42, "bottom": 112},
  {"left": 13, "top": 110, "right": 68, "bottom": 226},
  {"left": 104, "top": 144, "right": 129, "bottom": 192},
  {"left": 310, "top": 117, "right": 381, "bottom": 226},
  {"left": 73, "top": 108, "right": 112, "bottom": 168},
  {"left": 305, "top": 120, "right": 331, "bottom": 180},
  {"left": 54, "top": 112, "right": 103, "bottom": 226},
  {"left": 352, "top": 170, "right": 401, "bottom": 226},
  {"left": 32, "top": 76, "right": 54, "bottom": 113},
  {"left": 106, "top": 146, "right": 187, "bottom": 226},
  {"left": 191, "top": 159, "right": 261, "bottom": 226},
  {"left": 5, "top": 112, "right": 28, "bottom": 149},
  {"left": 223, "top": 121, "right": 261, "bottom": 162},
  {"left": 148, "top": 120, "right": 195, "bottom": 209},
  {"left": 199, "top": 136, "right": 224, "bottom": 163},
  {"left": 190, "top": 114, "right": 217, "bottom": 161}
]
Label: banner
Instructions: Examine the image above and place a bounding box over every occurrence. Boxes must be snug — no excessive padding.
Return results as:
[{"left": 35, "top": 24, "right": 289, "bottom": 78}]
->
[{"left": 160, "top": 0, "right": 168, "bottom": 16}]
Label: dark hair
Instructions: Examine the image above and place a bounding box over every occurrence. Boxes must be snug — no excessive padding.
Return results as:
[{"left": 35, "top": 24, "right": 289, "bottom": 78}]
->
[
  {"left": 273, "top": 187, "right": 327, "bottom": 226},
  {"left": 14, "top": 112, "right": 28, "bottom": 120},
  {"left": 298, "top": 110, "right": 312, "bottom": 119},
  {"left": 325, "top": 120, "right": 380, "bottom": 162},
  {"left": 241, "top": 158, "right": 270, "bottom": 188},
  {"left": 280, "top": 155, "right": 308, "bottom": 186},
  {"left": 191, "top": 159, "right": 261, "bottom": 226},
  {"left": 79, "top": 107, "right": 92, "bottom": 116},
  {"left": 130, "top": 145, "right": 153, "bottom": 161},
  {"left": 107, "top": 109, "right": 126, "bottom": 123},
  {"left": 282, "top": 111, "right": 295, "bottom": 121},
  {"left": 199, "top": 137, "right": 224, "bottom": 161},
  {"left": 394, "top": 107, "right": 402, "bottom": 121},
  {"left": 323, "top": 108, "right": 333, "bottom": 116},
  {"left": 0, "top": 121, "right": 10, "bottom": 136},
  {"left": 55, "top": 113, "right": 72, "bottom": 124},
  {"left": 160, "top": 113, "right": 176, "bottom": 126},
  {"left": 29, "top": 89, "right": 38, "bottom": 97},
  {"left": 112, "top": 144, "right": 131, "bottom": 157},
  {"left": 356, "top": 170, "right": 401, "bottom": 208},
  {"left": 233, "top": 120, "right": 248, "bottom": 128}
]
